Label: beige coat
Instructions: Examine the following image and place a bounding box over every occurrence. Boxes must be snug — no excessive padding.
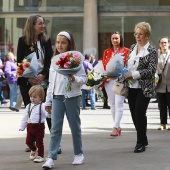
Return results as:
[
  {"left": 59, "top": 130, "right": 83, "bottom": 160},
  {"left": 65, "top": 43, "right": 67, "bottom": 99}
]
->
[{"left": 156, "top": 49, "right": 170, "bottom": 93}]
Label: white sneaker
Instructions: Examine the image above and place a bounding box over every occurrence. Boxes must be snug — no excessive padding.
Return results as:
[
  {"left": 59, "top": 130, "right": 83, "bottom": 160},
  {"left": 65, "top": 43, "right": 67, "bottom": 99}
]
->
[
  {"left": 30, "top": 150, "right": 36, "bottom": 160},
  {"left": 34, "top": 156, "right": 45, "bottom": 163},
  {"left": 72, "top": 154, "right": 84, "bottom": 165},
  {"left": 42, "top": 158, "right": 54, "bottom": 169}
]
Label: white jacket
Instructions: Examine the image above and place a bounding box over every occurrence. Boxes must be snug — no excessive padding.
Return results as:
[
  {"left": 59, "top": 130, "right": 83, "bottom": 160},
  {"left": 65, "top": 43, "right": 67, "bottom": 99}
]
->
[{"left": 45, "top": 64, "right": 87, "bottom": 106}]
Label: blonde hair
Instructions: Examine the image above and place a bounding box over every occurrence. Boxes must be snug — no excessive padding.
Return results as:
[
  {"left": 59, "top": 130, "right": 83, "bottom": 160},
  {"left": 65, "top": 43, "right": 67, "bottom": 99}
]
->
[
  {"left": 6, "top": 52, "right": 15, "bottom": 61},
  {"left": 134, "top": 21, "right": 152, "bottom": 37},
  {"left": 29, "top": 85, "right": 45, "bottom": 101}
]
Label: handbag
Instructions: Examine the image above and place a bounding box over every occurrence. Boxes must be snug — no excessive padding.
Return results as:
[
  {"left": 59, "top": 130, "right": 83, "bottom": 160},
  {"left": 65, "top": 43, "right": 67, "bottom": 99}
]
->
[{"left": 112, "top": 78, "right": 129, "bottom": 97}]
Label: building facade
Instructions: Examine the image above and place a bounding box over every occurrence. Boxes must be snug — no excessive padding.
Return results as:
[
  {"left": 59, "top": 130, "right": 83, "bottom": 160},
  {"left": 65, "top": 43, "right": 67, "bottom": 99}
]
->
[{"left": 0, "top": 0, "right": 170, "bottom": 59}]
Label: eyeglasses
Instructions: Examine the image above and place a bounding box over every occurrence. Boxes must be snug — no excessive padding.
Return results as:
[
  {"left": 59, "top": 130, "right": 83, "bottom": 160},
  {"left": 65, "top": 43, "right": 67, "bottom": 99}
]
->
[
  {"left": 160, "top": 42, "right": 168, "bottom": 44},
  {"left": 134, "top": 33, "right": 144, "bottom": 37}
]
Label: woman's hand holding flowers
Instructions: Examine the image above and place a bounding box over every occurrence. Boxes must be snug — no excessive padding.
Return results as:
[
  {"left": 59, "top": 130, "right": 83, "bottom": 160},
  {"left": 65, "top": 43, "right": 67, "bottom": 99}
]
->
[{"left": 124, "top": 72, "right": 132, "bottom": 79}]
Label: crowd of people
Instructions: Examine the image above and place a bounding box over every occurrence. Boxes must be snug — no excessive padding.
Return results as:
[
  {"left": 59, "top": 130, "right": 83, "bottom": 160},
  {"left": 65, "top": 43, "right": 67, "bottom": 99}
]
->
[{"left": 1, "top": 13, "right": 170, "bottom": 169}]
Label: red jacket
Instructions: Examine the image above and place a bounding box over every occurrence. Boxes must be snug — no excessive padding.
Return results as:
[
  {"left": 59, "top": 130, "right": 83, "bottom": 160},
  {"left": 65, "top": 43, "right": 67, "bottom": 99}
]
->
[{"left": 102, "top": 47, "right": 129, "bottom": 70}]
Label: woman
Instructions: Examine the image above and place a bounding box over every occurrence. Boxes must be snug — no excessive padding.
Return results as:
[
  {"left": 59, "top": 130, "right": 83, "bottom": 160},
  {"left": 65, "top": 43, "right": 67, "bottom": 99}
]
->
[
  {"left": 156, "top": 37, "right": 170, "bottom": 130},
  {"left": 4, "top": 52, "right": 17, "bottom": 110},
  {"left": 124, "top": 22, "right": 158, "bottom": 153},
  {"left": 17, "top": 14, "right": 53, "bottom": 153},
  {"left": 101, "top": 31, "right": 129, "bottom": 137},
  {"left": 42, "top": 31, "right": 86, "bottom": 169},
  {"left": 17, "top": 14, "right": 53, "bottom": 130}
]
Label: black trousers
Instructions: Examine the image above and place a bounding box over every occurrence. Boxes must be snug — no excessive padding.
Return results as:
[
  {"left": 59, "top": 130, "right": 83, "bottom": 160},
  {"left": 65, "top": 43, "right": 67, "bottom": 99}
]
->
[
  {"left": 102, "top": 87, "right": 108, "bottom": 106},
  {"left": 19, "top": 81, "right": 51, "bottom": 130},
  {"left": 127, "top": 88, "right": 150, "bottom": 145},
  {"left": 157, "top": 90, "right": 170, "bottom": 124}
]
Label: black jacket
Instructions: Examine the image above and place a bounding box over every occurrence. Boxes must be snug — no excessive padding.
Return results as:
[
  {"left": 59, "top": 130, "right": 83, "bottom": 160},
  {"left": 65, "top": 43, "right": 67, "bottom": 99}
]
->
[{"left": 17, "top": 36, "right": 53, "bottom": 85}]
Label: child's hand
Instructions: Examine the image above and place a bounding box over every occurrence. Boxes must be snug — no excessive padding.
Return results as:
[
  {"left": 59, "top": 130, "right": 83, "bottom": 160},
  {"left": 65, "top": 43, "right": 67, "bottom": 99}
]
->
[{"left": 45, "top": 106, "right": 51, "bottom": 114}]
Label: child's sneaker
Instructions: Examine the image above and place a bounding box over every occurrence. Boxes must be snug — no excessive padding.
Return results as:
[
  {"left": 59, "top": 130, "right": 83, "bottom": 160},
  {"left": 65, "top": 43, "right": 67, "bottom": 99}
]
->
[
  {"left": 42, "top": 158, "right": 54, "bottom": 169},
  {"left": 30, "top": 150, "right": 36, "bottom": 160},
  {"left": 34, "top": 156, "right": 45, "bottom": 163},
  {"left": 72, "top": 154, "right": 84, "bottom": 165}
]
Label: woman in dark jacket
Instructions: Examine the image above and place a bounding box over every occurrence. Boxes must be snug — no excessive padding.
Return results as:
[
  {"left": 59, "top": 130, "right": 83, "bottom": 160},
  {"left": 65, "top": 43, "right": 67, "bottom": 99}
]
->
[
  {"left": 124, "top": 22, "right": 158, "bottom": 153},
  {"left": 17, "top": 14, "right": 53, "bottom": 131}
]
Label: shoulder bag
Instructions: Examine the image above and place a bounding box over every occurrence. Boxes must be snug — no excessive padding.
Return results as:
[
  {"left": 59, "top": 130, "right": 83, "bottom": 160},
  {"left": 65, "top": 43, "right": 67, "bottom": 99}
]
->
[{"left": 112, "top": 78, "right": 129, "bottom": 97}]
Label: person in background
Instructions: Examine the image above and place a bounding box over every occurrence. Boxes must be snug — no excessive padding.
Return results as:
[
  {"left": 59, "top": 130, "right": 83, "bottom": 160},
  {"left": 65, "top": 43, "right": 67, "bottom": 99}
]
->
[
  {"left": 102, "top": 87, "right": 110, "bottom": 109},
  {"left": 101, "top": 31, "right": 129, "bottom": 137},
  {"left": 0, "top": 57, "right": 8, "bottom": 105},
  {"left": 14, "top": 86, "right": 23, "bottom": 112},
  {"left": 81, "top": 54, "right": 96, "bottom": 110},
  {"left": 90, "top": 53, "right": 98, "bottom": 67},
  {"left": 42, "top": 30, "right": 86, "bottom": 169},
  {"left": 124, "top": 21, "right": 157, "bottom": 153},
  {"left": 4, "top": 52, "right": 17, "bottom": 111},
  {"left": 90, "top": 53, "right": 110, "bottom": 109},
  {"left": 156, "top": 37, "right": 170, "bottom": 130},
  {"left": 19, "top": 85, "right": 51, "bottom": 163}
]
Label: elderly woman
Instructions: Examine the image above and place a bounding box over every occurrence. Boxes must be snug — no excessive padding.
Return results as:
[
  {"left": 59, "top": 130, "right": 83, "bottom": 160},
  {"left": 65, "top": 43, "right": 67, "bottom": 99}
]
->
[
  {"left": 156, "top": 37, "right": 170, "bottom": 130},
  {"left": 124, "top": 22, "right": 158, "bottom": 153}
]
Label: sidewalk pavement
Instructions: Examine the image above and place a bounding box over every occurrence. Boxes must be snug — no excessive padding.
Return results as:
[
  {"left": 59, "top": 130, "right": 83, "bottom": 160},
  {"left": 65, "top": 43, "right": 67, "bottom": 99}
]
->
[{"left": 0, "top": 99, "right": 170, "bottom": 170}]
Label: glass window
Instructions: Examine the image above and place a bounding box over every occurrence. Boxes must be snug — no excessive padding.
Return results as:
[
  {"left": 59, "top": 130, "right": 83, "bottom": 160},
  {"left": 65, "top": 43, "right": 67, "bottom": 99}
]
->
[
  {"left": 98, "top": 0, "right": 170, "bottom": 11},
  {"left": 98, "top": 16, "right": 170, "bottom": 58},
  {"left": 12, "top": 0, "right": 83, "bottom": 12}
]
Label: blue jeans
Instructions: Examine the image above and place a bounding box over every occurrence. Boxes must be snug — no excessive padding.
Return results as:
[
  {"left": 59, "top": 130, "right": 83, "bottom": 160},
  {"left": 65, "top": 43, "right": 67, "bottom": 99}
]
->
[
  {"left": 49, "top": 95, "right": 83, "bottom": 160},
  {"left": 81, "top": 88, "right": 95, "bottom": 109},
  {"left": 8, "top": 83, "right": 17, "bottom": 108},
  {"left": 0, "top": 81, "right": 6, "bottom": 103}
]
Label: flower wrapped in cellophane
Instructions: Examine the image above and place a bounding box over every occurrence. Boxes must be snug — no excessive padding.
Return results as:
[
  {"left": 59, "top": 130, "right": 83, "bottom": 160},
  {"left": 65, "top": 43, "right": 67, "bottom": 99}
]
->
[
  {"left": 52, "top": 51, "right": 84, "bottom": 91},
  {"left": 86, "top": 69, "right": 106, "bottom": 88},
  {"left": 106, "top": 54, "right": 135, "bottom": 85},
  {"left": 17, "top": 52, "right": 38, "bottom": 78}
]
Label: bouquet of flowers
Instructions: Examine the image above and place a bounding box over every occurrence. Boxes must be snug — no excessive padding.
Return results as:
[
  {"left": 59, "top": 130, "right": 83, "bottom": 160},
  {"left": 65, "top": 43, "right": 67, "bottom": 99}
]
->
[
  {"left": 17, "top": 52, "right": 38, "bottom": 78},
  {"left": 106, "top": 54, "right": 135, "bottom": 85},
  {"left": 86, "top": 69, "right": 106, "bottom": 88},
  {"left": 52, "top": 51, "right": 84, "bottom": 91}
]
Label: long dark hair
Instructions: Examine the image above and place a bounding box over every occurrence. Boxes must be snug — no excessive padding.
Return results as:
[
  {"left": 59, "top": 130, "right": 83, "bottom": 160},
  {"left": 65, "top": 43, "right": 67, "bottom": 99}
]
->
[
  {"left": 110, "top": 31, "right": 123, "bottom": 48},
  {"left": 23, "top": 14, "right": 48, "bottom": 45}
]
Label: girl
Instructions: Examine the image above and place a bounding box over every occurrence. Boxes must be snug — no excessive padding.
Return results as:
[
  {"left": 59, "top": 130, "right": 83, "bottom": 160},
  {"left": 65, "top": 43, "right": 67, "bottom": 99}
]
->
[
  {"left": 42, "top": 31, "right": 87, "bottom": 169},
  {"left": 19, "top": 85, "right": 51, "bottom": 162}
]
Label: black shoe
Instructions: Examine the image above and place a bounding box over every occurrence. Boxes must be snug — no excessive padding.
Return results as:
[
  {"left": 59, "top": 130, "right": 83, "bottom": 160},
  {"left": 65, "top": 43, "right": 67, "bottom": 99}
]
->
[
  {"left": 9, "top": 107, "right": 16, "bottom": 111},
  {"left": 144, "top": 141, "right": 148, "bottom": 147},
  {"left": 103, "top": 105, "right": 110, "bottom": 109},
  {"left": 15, "top": 109, "right": 19, "bottom": 112},
  {"left": 1, "top": 101, "right": 8, "bottom": 104},
  {"left": 57, "top": 147, "right": 62, "bottom": 154},
  {"left": 86, "top": 103, "right": 91, "bottom": 106},
  {"left": 25, "top": 148, "right": 31, "bottom": 152},
  {"left": 134, "top": 144, "right": 145, "bottom": 153}
]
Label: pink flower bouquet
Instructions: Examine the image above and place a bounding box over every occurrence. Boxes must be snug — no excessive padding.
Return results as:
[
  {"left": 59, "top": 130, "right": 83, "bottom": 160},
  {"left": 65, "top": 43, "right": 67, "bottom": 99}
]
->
[
  {"left": 52, "top": 51, "right": 84, "bottom": 92},
  {"left": 52, "top": 51, "right": 84, "bottom": 76},
  {"left": 17, "top": 52, "right": 38, "bottom": 78}
]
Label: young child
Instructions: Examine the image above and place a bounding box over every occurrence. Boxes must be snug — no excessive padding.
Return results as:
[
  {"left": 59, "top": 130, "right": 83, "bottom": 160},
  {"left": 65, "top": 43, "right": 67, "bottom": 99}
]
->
[
  {"left": 19, "top": 85, "right": 51, "bottom": 163},
  {"left": 42, "top": 30, "right": 87, "bottom": 169}
]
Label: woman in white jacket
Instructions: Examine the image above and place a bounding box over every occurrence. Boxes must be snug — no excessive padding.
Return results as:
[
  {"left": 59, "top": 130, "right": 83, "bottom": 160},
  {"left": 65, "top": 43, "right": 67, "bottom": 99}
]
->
[{"left": 42, "top": 31, "right": 87, "bottom": 169}]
